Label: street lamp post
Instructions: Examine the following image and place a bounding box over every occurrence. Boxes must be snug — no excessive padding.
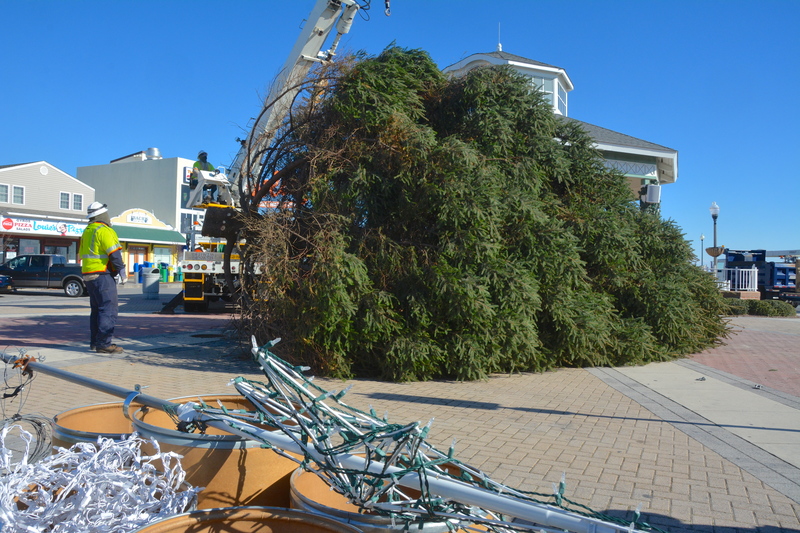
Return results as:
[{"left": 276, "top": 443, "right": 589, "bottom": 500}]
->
[
  {"left": 710, "top": 202, "right": 720, "bottom": 248},
  {"left": 706, "top": 202, "right": 723, "bottom": 273},
  {"left": 700, "top": 234, "right": 705, "bottom": 268}
]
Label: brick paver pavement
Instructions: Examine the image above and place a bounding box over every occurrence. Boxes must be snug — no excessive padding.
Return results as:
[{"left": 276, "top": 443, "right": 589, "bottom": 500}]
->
[
  {"left": 1, "top": 289, "right": 799, "bottom": 532},
  {"left": 8, "top": 345, "right": 798, "bottom": 532},
  {"left": 690, "top": 317, "right": 800, "bottom": 397}
]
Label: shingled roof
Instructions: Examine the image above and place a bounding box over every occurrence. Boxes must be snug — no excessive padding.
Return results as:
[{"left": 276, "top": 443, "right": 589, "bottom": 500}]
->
[
  {"left": 486, "top": 51, "right": 561, "bottom": 69},
  {"left": 562, "top": 117, "right": 676, "bottom": 153},
  {"left": 445, "top": 50, "right": 562, "bottom": 71}
]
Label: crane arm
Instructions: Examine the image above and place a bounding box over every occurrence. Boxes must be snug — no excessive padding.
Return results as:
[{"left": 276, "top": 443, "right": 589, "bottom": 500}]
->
[{"left": 227, "top": 0, "right": 361, "bottom": 205}]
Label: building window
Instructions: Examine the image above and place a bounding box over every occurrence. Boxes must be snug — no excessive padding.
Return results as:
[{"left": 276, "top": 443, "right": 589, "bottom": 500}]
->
[
  {"left": 73, "top": 194, "right": 83, "bottom": 211},
  {"left": 530, "top": 76, "right": 555, "bottom": 109},
  {"left": 557, "top": 84, "right": 568, "bottom": 116},
  {"left": 153, "top": 246, "right": 172, "bottom": 266},
  {"left": 19, "top": 238, "right": 40, "bottom": 254},
  {"left": 12, "top": 186, "right": 24, "bottom": 205},
  {"left": 60, "top": 192, "right": 70, "bottom": 209},
  {"left": 0, "top": 184, "right": 8, "bottom": 203}
]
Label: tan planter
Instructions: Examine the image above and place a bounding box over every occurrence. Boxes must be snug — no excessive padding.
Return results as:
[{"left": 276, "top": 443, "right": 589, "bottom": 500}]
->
[
  {"left": 289, "top": 468, "right": 457, "bottom": 533},
  {"left": 51, "top": 401, "right": 135, "bottom": 449},
  {"left": 132, "top": 394, "right": 299, "bottom": 509},
  {"left": 131, "top": 506, "right": 364, "bottom": 533}
]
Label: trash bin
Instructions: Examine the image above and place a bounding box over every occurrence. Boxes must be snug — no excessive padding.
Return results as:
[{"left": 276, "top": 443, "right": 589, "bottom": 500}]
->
[
  {"left": 141, "top": 262, "right": 153, "bottom": 284},
  {"left": 175, "top": 266, "right": 183, "bottom": 282},
  {"left": 159, "top": 264, "right": 169, "bottom": 283},
  {"left": 142, "top": 268, "right": 160, "bottom": 300}
]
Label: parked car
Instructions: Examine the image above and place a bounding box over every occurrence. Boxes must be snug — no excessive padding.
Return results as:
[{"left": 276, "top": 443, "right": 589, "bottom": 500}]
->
[
  {"left": 0, "top": 273, "right": 12, "bottom": 293},
  {"left": 0, "top": 255, "right": 85, "bottom": 297}
]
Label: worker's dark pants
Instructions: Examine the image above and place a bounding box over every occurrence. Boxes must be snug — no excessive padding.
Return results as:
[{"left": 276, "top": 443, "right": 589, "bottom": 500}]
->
[{"left": 86, "top": 274, "right": 118, "bottom": 349}]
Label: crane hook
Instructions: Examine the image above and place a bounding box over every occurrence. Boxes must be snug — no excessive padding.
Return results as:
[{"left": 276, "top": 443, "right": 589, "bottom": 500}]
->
[{"left": 384, "top": 0, "right": 391, "bottom": 16}]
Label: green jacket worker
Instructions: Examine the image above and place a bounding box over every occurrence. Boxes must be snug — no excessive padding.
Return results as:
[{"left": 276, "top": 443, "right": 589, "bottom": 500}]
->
[
  {"left": 193, "top": 150, "right": 217, "bottom": 202},
  {"left": 79, "top": 202, "right": 126, "bottom": 354}
]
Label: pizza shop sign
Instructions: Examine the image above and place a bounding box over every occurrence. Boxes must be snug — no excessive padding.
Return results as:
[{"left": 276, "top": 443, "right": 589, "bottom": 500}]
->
[{"left": 1, "top": 217, "right": 86, "bottom": 237}]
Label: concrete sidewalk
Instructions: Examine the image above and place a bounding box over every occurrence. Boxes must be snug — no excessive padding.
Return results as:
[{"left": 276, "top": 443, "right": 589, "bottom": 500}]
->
[{"left": 1, "top": 288, "right": 798, "bottom": 532}]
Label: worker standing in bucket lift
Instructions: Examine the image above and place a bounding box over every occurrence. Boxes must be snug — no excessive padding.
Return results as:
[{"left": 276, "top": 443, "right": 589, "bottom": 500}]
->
[
  {"left": 192, "top": 150, "right": 217, "bottom": 203},
  {"left": 79, "top": 202, "right": 126, "bottom": 354}
]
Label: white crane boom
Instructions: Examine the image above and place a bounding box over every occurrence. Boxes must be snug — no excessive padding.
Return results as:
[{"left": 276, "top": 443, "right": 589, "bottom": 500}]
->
[{"left": 227, "top": 0, "right": 361, "bottom": 201}]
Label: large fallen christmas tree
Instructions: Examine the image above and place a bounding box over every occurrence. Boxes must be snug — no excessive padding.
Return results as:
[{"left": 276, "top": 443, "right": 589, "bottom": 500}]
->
[{"left": 237, "top": 46, "right": 729, "bottom": 381}]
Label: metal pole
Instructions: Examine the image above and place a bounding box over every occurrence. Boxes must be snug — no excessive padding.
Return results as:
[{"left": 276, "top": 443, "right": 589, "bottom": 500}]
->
[
  {"left": 0, "top": 351, "right": 180, "bottom": 413},
  {"left": 700, "top": 234, "right": 705, "bottom": 268},
  {"left": 712, "top": 215, "right": 718, "bottom": 249},
  {"left": 709, "top": 202, "right": 720, "bottom": 273},
  {"left": 712, "top": 217, "right": 717, "bottom": 272}
]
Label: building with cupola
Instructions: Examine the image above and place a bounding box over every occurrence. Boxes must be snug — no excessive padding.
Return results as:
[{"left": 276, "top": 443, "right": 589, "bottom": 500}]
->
[{"left": 443, "top": 49, "right": 677, "bottom": 205}]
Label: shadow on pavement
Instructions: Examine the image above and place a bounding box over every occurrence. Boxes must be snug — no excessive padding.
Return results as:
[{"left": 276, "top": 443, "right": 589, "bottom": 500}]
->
[
  {"left": 362, "top": 391, "right": 800, "bottom": 434},
  {"left": 1, "top": 290, "right": 84, "bottom": 298},
  {"left": 600, "top": 509, "right": 800, "bottom": 533},
  {"left": 127, "top": 336, "right": 258, "bottom": 376},
  {"left": 2, "top": 314, "right": 235, "bottom": 346}
]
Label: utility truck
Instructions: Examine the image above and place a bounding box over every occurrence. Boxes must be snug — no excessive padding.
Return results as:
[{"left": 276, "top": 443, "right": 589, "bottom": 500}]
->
[
  {"left": 180, "top": 0, "right": 383, "bottom": 311},
  {"left": 180, "top": 180, "right": 241, "bottom": 312}
]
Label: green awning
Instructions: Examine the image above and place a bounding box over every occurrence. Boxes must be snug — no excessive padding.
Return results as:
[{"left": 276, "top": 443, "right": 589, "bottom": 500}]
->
[{"left": 114, "top": 225, "right": 186, "bottom": 245}]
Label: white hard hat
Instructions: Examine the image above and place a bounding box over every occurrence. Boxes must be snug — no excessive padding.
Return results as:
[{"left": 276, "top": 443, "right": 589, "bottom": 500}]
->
[
  {"left": 87, "top": 201, "right": 108, "bottom": 218},
  {"left": 198, "top": 150, "right": 207, "bottom": 158}
]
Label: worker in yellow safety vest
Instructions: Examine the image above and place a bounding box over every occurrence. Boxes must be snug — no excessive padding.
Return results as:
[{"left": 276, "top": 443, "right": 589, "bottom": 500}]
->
[
  {"left": 192, "top": 150, "right": 217, "bottom": 202},
  {"left": 79, "top": 201, "right": 127, "bottom": 354}
]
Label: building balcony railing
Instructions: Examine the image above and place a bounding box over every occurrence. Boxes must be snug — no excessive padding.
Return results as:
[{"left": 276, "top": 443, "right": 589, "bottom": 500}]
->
[{"left": 715, "top": 267, "right": 759, "bottom": 292}]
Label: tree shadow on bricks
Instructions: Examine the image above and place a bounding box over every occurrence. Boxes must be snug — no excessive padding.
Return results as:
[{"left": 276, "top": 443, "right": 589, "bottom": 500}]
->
[{"left": 360, "top": 392, "right": 800, "bottom": 433}]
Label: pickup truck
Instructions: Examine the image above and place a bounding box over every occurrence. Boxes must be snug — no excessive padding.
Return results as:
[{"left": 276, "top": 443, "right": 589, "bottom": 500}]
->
[{"left": 0, "top": 254, "right": 86, "bottom": 297}]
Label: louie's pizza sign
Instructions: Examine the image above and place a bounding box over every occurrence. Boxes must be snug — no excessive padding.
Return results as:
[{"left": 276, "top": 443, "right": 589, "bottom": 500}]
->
[{"left": 1, "top": 217, "right": 86, "bottom": 236}]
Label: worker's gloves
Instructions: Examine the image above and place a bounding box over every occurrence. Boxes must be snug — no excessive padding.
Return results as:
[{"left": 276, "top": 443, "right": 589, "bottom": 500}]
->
[{"left": 115, "top": 274, "right": 127, "bottom": 285}]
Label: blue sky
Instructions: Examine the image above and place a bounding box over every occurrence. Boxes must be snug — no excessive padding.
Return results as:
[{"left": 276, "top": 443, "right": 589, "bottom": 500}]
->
[{"left": 2, "top": 0, "right": 799, "bottom": 258}]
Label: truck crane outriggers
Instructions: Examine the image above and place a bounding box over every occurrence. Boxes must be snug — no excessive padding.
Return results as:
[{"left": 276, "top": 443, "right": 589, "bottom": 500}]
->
[{"left": 179, "top": 0, "right": 388, "bottom": 312}]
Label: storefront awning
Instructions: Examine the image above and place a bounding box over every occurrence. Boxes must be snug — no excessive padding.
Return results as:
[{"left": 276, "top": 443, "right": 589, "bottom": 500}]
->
[{"left": 114, "top": 226, "right": 186, "bottom": 245}]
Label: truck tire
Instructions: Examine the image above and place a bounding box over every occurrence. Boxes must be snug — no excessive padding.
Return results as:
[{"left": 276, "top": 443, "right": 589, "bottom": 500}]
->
[{"left": 63, "top": 279, "right": 84, "bottom": 298}]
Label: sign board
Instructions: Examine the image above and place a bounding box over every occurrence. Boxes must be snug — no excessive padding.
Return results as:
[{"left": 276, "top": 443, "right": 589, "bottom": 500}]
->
[{"left": 1, "top": 217, "right": 86, "bottom": 237}]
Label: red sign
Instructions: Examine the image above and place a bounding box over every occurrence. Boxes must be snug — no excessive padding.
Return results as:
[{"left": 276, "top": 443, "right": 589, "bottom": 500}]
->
[{"left": 1, "top": 218, "right": 13, "bottom": 231}]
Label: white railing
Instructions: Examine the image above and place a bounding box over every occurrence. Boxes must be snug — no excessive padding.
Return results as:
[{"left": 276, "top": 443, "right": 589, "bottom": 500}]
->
[{"left": 718, "top": 266, "right": 759, "bottom": 292}]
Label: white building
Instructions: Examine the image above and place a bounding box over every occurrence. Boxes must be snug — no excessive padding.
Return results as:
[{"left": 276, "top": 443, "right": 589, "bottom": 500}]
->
[
  {"left": 0, "top": 161, "right": 95, "bottom": 263},
  {"left": 77, "top": 148, "right": 204, "bottom": 236}
]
